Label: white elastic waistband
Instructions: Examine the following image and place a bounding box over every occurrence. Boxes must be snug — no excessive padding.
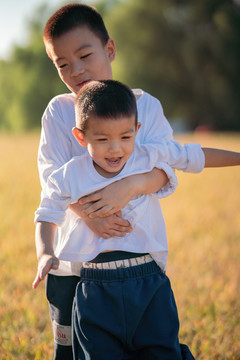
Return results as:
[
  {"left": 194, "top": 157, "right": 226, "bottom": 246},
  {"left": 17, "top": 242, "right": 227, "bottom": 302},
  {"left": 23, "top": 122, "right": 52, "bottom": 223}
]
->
[{"left": 82, "top": 254, "right": 153, "bottom": 270}]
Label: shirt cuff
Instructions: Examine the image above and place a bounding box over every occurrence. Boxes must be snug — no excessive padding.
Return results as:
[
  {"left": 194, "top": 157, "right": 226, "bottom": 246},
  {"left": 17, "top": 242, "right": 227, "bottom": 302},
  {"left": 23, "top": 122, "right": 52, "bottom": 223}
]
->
[
  {"left": 34, "top": 208, "right": 65, "bottom": 226},
  {"left": 154, "top": 162, "right": 178, "bottom": 199},
  {"left": 184, "top": 143, "right": 205, "bottom": 173}
]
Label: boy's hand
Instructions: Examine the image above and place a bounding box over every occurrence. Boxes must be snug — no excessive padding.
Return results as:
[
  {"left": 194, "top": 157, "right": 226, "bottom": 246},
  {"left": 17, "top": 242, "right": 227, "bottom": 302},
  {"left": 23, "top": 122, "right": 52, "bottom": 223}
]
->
[
  {"left": 83, "top": 211, "right": 132, "bottom": 238},
  {"left": 32, "top": 254, "right": 59, "bottom": 289},
  {"left": 78, "top": 177, "right": 136, "bottom": 218},
  {"left": 77, "top": 169, "right": 168, "bottom": 218},
  {"left": 70, "top": 201, "right": 132, "bottom": 237}
]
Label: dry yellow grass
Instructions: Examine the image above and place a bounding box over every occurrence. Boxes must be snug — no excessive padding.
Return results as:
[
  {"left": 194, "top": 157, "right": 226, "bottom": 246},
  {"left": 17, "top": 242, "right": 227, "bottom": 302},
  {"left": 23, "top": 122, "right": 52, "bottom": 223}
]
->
[
  {"left": 162, "top": 133, "right": 240, "bottom": 360},
  {"left": 0, "top": 132, "right": 239, "bottom": 359}
]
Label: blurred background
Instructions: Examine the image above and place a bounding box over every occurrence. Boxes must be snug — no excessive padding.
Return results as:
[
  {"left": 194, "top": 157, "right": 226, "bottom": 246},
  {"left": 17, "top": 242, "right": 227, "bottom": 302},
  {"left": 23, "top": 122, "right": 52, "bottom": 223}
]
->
[{"left": 0, "top": 0, "right": 240, "bottom": 132}]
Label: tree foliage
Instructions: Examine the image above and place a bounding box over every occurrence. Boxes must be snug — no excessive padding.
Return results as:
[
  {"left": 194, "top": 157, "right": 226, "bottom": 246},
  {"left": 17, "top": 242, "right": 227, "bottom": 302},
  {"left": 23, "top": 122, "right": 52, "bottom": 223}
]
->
[
  {"left": 0, "top": 0, "right": 239, "bottom": 131},
  {"left": 0, "top": 4, "right": 66, "bottom": 131},
  {"left": 107, "top": 0, "right": 240, "bottom": 130}
]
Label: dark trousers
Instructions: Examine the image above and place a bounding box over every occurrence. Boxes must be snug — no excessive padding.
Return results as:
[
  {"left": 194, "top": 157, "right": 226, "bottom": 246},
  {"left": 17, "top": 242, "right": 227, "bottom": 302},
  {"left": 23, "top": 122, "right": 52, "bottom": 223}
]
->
[
  {"left": 73, "top": 261, "right": 182, "bottom": 360},
  {"left": 46, "top": 274, "right": 80, "bottom": 360},
  {"left": 47, "top": 272, "right": 195, "bottom": 360}
]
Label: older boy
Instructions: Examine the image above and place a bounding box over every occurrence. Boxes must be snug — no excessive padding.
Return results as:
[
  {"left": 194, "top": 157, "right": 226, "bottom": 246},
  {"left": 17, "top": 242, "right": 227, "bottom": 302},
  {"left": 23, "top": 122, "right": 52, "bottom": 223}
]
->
[{"left": 35, "top": 3, "right": 239, "bottom": 359}]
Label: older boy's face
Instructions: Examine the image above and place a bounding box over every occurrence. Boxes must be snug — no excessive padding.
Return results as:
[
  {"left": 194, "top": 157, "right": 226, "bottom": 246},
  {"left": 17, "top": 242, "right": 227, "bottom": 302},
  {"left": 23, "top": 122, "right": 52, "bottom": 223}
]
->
[
  {"left": 82, "top": 116, "right": 141, "bottom": 178},
  {"left": 47, "top": 26, "right": 115, "bottom": 94}
]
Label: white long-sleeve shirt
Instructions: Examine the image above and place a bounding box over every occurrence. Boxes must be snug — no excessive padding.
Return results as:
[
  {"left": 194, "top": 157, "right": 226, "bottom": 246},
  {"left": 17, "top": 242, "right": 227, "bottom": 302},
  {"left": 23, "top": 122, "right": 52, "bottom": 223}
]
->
[{"left": 37, "top": 89, "right": 205, "bottom": 275}]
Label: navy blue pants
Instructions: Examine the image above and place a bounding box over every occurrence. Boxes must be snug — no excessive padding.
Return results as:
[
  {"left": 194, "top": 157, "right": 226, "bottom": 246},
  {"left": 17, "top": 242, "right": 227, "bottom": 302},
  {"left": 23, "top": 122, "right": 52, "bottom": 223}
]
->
[
  {"left": 72, "top": 261, "right": 184, "bottom": 360},
  {"left": 47, "top": 273, "right": 195, "bottom": 360},
  {"left": 46, "top": 274, "right": 80, "bottom": 360}
]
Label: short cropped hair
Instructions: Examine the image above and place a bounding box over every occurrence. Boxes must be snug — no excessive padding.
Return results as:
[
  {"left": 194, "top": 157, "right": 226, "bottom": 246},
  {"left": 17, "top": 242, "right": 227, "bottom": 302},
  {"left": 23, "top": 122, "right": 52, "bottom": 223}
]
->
[
  {"left": 43, "top": 3, "right": 109, "bottom": 57},
  {"left": 75, "top": 80, "right": 138, "bottom": 133}
]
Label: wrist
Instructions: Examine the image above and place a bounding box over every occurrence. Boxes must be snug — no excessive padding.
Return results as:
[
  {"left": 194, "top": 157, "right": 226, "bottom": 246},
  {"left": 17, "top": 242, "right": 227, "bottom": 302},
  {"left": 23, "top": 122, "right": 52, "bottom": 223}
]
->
[
  {"left": 121, "top": 175, "right": 140, "bottom": 198},
  {"left": 131, "top": 169, "right": 169, "bottom": 196},
  {"left": 37, "top": 249, "right": 55, "bottom": 261}
]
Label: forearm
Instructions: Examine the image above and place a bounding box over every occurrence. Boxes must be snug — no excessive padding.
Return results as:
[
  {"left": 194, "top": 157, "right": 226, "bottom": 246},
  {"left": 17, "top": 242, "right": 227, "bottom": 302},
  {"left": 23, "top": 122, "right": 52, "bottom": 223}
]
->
[
  {"left": 77, "top": 168, "right": 169, "bottom": 218},
  {"left": 35, "top": 221, "right": 57, "bottom": 260},
  {"left": 124, "top": 168, "right": 169, "bottom": 197},
  {"left": 33, "top": 221, "right": 59, "bottom": 289},
  {"left": 203, "top": 148, "right": 240, "bottom": 167}
]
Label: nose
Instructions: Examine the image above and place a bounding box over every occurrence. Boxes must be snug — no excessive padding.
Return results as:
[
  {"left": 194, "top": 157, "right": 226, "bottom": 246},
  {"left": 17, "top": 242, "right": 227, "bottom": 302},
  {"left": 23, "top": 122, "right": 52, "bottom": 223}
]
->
[
  {"left": 71, "top": 60, "right": 84, "bottom": 78},
  {"left": 109, "top": 140, "right": 121, "bottom": 153}
]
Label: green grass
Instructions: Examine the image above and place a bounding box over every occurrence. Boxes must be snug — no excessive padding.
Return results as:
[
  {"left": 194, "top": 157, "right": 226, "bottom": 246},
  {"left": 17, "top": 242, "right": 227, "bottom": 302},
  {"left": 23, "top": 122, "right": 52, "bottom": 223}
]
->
[{"left": 0, "top": 132, "right": 239, "bottom": 359}]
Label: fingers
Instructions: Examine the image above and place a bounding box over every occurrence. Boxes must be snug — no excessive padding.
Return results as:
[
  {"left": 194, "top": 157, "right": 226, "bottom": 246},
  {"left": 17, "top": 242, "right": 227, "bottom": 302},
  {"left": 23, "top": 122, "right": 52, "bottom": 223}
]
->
[
  {"left": 101, "top": 230, "right": 129, "bottom": 239},
  {"left": 32, "top": 266, "right": 47, "bottom": 289},
  {"left": 115, "top": 210, "right": 122, "bottom": 217},
  {"left": 101, "top": 218, "right": 132, "bottom": 238},
  {"left": 113, "top": 213, "right": 131, "bottom": 228},
  {"left": 79, "top": 200, "right": 115, "bottom": 218},
  {"left": 88, "top": 206, "right": 115, "bottom": 219},
  {"left": 93, "top": 222, "right": 132, "bottom": 239},
  {"left": 32, "top": 267, "right": 46, "bottom": 289},
  {"left": 79, "top": 192, "right": 101, "bottom": 205},
  {"left": 80, "top": 202, "right": 106, "bottom": 217},
  {"left": 32, "top": 273, "right": 42, "bottom": 289},
  {"left": 52, "top": 257, "right": 60, "bottom": 270},
  {"left": 32, "top": 258, "right": 59, "bottom": 289}
]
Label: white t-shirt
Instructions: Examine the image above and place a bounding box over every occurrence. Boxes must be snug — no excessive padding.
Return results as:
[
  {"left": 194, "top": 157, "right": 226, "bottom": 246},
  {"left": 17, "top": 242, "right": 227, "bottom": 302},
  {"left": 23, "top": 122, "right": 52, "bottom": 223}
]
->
[
  {"left": 35, "top": 143, "right": 180, "bottom": 271},
  {"left": 37, "top": 89, "right": 205, "bottom": 275}
]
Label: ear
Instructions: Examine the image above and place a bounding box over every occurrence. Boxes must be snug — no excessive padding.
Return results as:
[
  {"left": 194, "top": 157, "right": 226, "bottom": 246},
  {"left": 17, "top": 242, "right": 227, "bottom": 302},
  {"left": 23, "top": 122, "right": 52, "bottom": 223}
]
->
[
  {"left": 105, "top": 38, "right": 116, "bottom": 62},
  {"left": 136, "top": 122, "right": 141, "bottom": 134},
  {"left": 72, "top": 127, "right": 86, "bottom": 146}
]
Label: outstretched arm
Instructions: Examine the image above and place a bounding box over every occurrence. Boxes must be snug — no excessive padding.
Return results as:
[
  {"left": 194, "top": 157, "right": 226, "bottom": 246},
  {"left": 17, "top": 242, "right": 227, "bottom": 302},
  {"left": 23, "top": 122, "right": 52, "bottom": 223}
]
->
[
  {"left": 203, "top": 148, "right": 240, "bottom": 167},
  {"left": 32, "top": 221, "right": 59, "bottom": 289},
  {"left": 77, "top": 144, "right": 240, "bottom": 219}
]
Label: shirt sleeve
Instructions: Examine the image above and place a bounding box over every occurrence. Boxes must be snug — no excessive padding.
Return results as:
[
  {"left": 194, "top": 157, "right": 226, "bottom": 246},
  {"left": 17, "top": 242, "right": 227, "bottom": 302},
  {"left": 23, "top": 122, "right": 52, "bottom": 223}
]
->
[
  {"left": 158, "top": 140, "right": 205, "bottom": 173},
  {"left": 37, "top": 96, "right": 74, "bottom": 189},
  {"left": 153, "top": 162, "right": 178, "bottom": 198},
  {"left": 136, "top": 92, "right": 205, "bottom": 173},
  {"left": 136, "top": 92, "right": 174, "bottom": 144},
  {"left": 34, "top": 166, "right": 72, "bottom": 226},
  {"left": 137, "top": 141, "right": 204, "bottom": 198}
]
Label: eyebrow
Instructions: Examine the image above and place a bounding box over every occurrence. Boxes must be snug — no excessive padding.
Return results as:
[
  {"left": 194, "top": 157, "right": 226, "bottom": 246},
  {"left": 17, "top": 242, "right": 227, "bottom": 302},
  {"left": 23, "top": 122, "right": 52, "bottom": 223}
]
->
[
  {"left": 55, "top": 44, "right": 92, "bottom": 62},
  {"left": 93, "top": 128, "right": 135, "bottom": 136}
]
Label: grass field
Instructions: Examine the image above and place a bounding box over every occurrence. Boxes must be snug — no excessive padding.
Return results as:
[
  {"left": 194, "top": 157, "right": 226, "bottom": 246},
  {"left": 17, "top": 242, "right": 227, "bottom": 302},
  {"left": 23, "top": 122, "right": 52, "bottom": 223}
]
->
[{"left": 0, "top": 132, "right": 239, "bottom": 360}]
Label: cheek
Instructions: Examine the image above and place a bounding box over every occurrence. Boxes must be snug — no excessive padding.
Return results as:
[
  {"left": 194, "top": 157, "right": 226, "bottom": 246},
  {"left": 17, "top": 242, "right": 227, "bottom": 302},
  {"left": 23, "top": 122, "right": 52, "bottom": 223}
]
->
[
  {"left": 126, "top": 142, "right": 135, "bottom": 155},
  {"left": 87, "top": 145, "right": 101, "bottom": 160},
  {"left": 86, "top": 145, "right": 94, "bottom": 158},
  {"left": 58, "top": 70, "right": 66, "bottom": 82},
  {"left": 91, "top": 57, "right": 110, "bottom": 78}
]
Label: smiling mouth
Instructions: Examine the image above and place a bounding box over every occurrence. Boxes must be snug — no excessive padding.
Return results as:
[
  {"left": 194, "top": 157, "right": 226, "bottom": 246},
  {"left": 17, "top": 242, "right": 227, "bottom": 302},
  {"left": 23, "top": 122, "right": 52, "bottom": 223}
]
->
[
  {"left": 105, "top": 157, "right": 123, "bottom": 167},
  {"left": 77, "top": 80, "right": 90, "bottom": 88}
]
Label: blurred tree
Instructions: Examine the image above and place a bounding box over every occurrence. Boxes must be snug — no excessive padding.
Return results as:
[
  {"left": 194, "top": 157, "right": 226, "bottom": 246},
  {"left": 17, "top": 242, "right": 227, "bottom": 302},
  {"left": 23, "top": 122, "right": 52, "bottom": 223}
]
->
[
  {"left": 107, "top": 0, "right": 240, "bottom": 130},
  {"left": 0, "top": 3, "right": 67, "bottom": 131},
  {"left": 0, "top": 0, "right": 239, "bottom": 131}
]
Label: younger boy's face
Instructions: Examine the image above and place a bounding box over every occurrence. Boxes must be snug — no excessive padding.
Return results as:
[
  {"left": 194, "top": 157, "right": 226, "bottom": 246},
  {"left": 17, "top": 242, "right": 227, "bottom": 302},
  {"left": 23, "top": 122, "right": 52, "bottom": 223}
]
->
[
  {"left": 47, "top": 26, "right": 115, "bottom": 94},
  {"left": 76, "top": 116, "right": 140, "bottom": 178}
]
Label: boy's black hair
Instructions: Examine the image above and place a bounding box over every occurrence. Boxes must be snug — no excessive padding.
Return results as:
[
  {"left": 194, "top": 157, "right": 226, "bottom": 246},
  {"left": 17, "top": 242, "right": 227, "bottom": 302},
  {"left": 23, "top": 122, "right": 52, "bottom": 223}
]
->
[
  {"left": 75, "top": 80, "right": 138, "bottom": 133},
  {"left": 43, "top": 3, "right": 109, "bottom": 56}
]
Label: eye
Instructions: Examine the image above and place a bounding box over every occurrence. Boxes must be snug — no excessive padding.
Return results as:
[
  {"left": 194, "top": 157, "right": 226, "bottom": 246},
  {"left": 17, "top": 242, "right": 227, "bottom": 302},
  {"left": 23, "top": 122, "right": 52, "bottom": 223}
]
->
[
  {"left": 122, "top": 136, "right": 132, "bottom": 140},
  {"left": 58, "top": 63, "right": 67, "bottom": 69},
  {"left": 96, "top": 138, "right": 107, "bottom": 142},
  {"left": 80, "top": 53, "right": 92, "bottom": 59}
]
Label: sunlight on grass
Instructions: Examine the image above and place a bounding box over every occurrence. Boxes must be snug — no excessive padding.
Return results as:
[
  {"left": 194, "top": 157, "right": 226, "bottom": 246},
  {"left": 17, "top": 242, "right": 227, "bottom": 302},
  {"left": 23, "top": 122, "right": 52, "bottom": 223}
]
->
[{"left": 0, "top": 132, "right": 239, "bottom": 359}]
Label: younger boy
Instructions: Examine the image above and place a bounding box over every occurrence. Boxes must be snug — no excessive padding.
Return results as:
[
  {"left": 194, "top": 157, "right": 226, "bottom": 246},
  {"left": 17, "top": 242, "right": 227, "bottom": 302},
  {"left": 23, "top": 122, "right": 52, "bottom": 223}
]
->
[{"left": 34, "top": 80, "right": 240, "bottom": 360}]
